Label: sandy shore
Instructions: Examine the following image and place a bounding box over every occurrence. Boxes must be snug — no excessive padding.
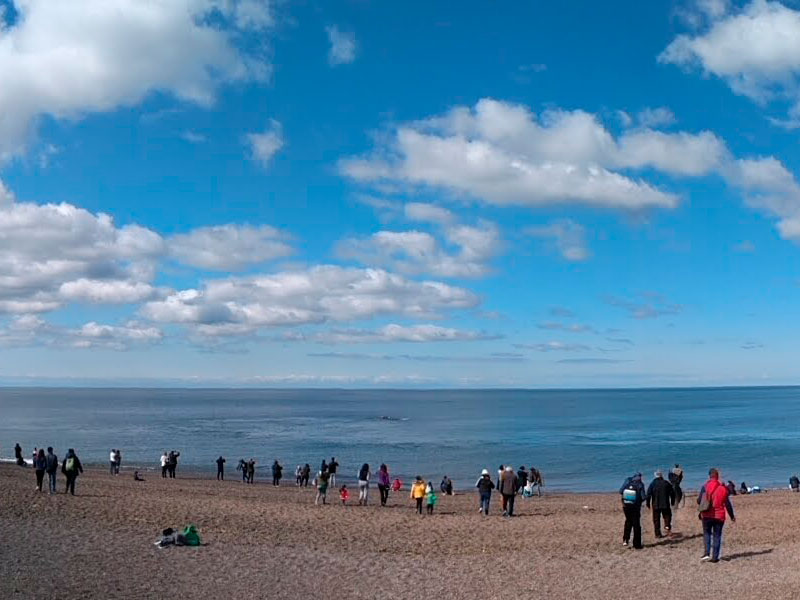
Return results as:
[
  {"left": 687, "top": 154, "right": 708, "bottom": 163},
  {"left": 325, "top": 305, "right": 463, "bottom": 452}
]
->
[{"left": 1, "top": 463, "right": 798, "bottom": 599}]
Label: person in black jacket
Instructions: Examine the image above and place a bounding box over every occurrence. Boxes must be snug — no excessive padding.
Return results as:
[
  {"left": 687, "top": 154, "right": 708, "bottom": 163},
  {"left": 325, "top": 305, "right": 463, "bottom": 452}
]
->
[
  {"left": 620, "top": 472, "right": 646, "bottom": 549},
  {"left": 646, "top": 470, "right": 676, "bottom": 538},
  {"left": 476, "top": 469, "right": 495, "bottom": 516},
  {"left": 61, "top": 449, "right": 84, "bottom": 496}
]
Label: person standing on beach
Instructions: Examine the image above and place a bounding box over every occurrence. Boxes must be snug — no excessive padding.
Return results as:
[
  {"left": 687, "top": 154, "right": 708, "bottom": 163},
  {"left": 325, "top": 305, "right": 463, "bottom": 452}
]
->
[
  {"left": 315, "top": 469, "right": 330, "bottom": 505},
  {"left": 699, "top": 468, "right": 735, "bottom": 563},
  {"left": 358, "top": 463, "right": 371, "bottom": 505},
  {"left": 668, "top": 464, "right": 684, "bottom": 528},
  {"left": 646, "top": 470, "right": 676, "bottom": 538},
  {"left": 410, "top": 476, "right": 426, "bottom": 515},
  {"left": 109, "top": 449, "right": 117, "bottom": 475},
  {"left": 15, "top": 443, "right": 24, "bottom": 466},
  {"left": 114, "top": 449, "right": 121, "bottom": 475},
  {"left": 61, "top": 448, "right": 83, "bottom": 495},
  {"left": 530, "top": 467, "right": 544, "bottom": 497},
  {"left": 329, "top": 457, "right": 339, "bottom": 487},
  {"left": 46, "top": 447, "right": 58, "bottom": 494},
  {"left": 496, "top": 465, "right": 504, "bottom": 490},
  {"left": 321, "top": 459, "right": 328, "bottom": 476},
  {"left": 272, "top": 460, "right": 283, "bottom": 486},
  {"left": 516, "top": 466, "right": 528, "bottom": 494},
  {"left": 301, "top": 463, "right": 311, "bottom": 487},
  {"left": 160, "top": 452, "right": 168, "bottom": 478},
  {"left": 790, "top": 475, "right": 800, "bottom": 492},
  {"left": 425, "top": 481, "right": 438, "bottom": 515},
  {"left": 476, "top": 469, "right": 494, "bottom": 515},
  {"left": 500, "top": 466, "right": 518, "bottom": 517},
  {"left": 440, "top": 475, "right": 453, "bottom": 496},
  {"left": 216, "top": 456, "right": 226, "bottom": 481},
  {"left": 295, "top": 465, "right": 302, "bottom": 486},
  {"left": 377, "top": 464, "right": 391, "bottom": 506},
  {"left": 247, "top": 459, "right": 256, "bottom": 484},
  {"left": 168, "top": 451, "right": 180, "bottom": 478},
  {"left": 34, "top": 448, "right": 46, "bottom": 492},
  {"left": 620, "top": 472, "right": 646, "bottom": 549},
  {"left": 237, "top": 459, "right": 247, "bottom": 482}
]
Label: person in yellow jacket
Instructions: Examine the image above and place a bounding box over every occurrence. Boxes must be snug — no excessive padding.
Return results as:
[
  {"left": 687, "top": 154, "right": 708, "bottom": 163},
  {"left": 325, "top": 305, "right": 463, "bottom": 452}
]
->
[{"left": 410, "top": 476, "right": 427, "bottom": 515}]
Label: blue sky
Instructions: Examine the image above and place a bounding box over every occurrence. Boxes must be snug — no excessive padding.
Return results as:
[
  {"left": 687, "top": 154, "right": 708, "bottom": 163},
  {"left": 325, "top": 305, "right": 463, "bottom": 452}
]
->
[{"left": 2, "top": 0, "right": 800, "bottom": 387}]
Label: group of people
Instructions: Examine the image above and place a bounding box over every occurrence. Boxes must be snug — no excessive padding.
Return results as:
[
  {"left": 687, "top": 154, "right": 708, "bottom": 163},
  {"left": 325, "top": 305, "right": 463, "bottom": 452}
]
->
[
  {"left": 14, "top": 443, "right": 84, "bottom": 495},
  {"left": 108, "top": 449, "right": 122, "bottom": 475},
  {"left": 159, "top": 451, "right": 180, "bottom": 478},
  {"left": 619, "top": 464, "right": 736, "bottom": 563}
]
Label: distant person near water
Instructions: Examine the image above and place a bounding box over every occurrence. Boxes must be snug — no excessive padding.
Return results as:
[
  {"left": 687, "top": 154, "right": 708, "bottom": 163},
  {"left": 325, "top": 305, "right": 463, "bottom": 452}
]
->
[
  {"left": 45, "top": 447, "right": 58, "bottom": 494},
  {"left": 114, "top": 449, "right": 121, "bottom": 475},
  {"left": 646, "top": 470, "right": 676, "bottom": 538},
  {"left": 476, "top": 469, "right": 494, "bottom": 515},
  {"left": 216, "top": 456, "right": 226, "bottom": 481},
  {"left": 392, "top": 478, "right": 403, "bottom": 492},
  {"left": 529, "top": 467, "right": 544, "bottom": 496},
  {"left": 668, "top": 464, "right": 684, "bottom": 529},
  {"left": 698, "top": 468, "right": 736, "bottom": 563},
  {"left": 109, "top": 449, "right": 117, "bottom": 475},
  {"left": 315, "top": 470, "right": 330, "bottom": 505},
  {"left": 516, "top": 466, "right": 528, "bottom": 494},
  {"left": 411, "top": 476, "right": 426, "bottom": 515},
  {"left": 167, "top": 451, "right": 180, "bottom": 478},
  {"left": 34, "top": 448, "right": 46, "bottom": 492},
  {"left": 726, "top": 481, "right": 737, "bottom": 495},
  {"left": 425, "top": 481, "right": 438, "bottom": 515},
  {"left": 620, "top": 472, "right": 645, "bottom": 549},
  {"left": 301, "top": 464, "right": 311, "bottom": 487},
  {"left": 272, "top": 460, "right": 283, "bottom": 486},
  {"left": 15, "top": 443, "right": 24, "bottom": 466},
  {"left": 61, "top": 448, "right": 84, "bottom": 495},
  {"left": 500, "top": 466, "right": 518, "bottom": 517},
  {"left": 377, "top": 464, "right": 391, "bottom": 506},
  {"left": 328, "top": 457, "right": 339, "bottom": 487},
  {"left": 295, "top": 465, "right": 302, "bottom": 486},
  {"left": 339, "top": 484, "right": 349, "bottom": 505},
  {"left": 358, "top": 463, "right": 371, "bottom": 505},
  {"left": 247, "top": 459, "right": 256, "bottom": 484},
  {"left": 440, "top": 475, "right": 453, "bottom": 496},
  {"left": 740, "top": 482, "right": 749, "bottom": 495},
  {"left": 134, "top": 470, "right": 145, "bottom": 481},
  {"left": 160, "top": 452, "right": 168, "bottom": 478},
  {"left": 790, "top": 475, "right": 800, "bottom": 492},
  {"left": 237, "top": 459, "right": 247, "bottom": 482}
]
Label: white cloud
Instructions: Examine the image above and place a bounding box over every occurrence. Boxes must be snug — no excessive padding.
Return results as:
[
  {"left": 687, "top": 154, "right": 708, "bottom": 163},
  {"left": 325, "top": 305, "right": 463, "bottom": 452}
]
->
[
  {"left": 58, "top": 280, "right": 157, "bottom": 304},
  {"left": 537, "top": 321, "right": 596, "bottom": 333},
  {"left": 245, "top": 120, "right": 284, "bottom": 166},
  {"left": 0, "top": 179, "right": 14, "bottom": 205},
  {"left": 660, "top": 1, "right": 800, "bottom": 115},
  {"left": 526, "top": 220, "right": 591, "bottom": 261},
  {"left": 326, "top": 25, "right": 356, "bottom": 66},
  {"left": 316, "top": 323, "right": 498, "bottom": 344},
  {"left": 169, "top": 224, "right": 293, "bottom": 271},
  {"left": 514, "top": 341, "right": 591, "bottom": 352},
  {"left": 0, "top": 0, "right": 272, "bottom": 160},
  {"left": 404, "top": 202, "right": 455, "bottom": 225},
  {"left": 636, "top": 107, "right": 677, "bottom": 128},
  {"left": 340, "top": 99, "right": 732, "bottom": 210},
  {"left": 606, "top": 293, "right": 683, "bottom": 319},
  {"left": 141, "top": 265, "right": 479, "bottom": 337},
  {"left": 181, "top": 131, "right": 205, "bottom": 144},
  {"left": 0, "top": 315, "right": 162, "bottom": 350}
]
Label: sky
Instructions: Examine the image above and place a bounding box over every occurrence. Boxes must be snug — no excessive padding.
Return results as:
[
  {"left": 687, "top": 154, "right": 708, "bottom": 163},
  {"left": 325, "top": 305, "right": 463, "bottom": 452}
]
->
[{"left": 2, "top": 0, "right": 800, "bottom": 387}]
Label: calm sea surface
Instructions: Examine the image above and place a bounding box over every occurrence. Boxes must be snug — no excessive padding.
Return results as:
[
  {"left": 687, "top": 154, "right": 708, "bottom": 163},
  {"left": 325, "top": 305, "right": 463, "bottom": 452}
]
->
[{"left": 1, "top": 386, "right": 799, "bottom": 492}]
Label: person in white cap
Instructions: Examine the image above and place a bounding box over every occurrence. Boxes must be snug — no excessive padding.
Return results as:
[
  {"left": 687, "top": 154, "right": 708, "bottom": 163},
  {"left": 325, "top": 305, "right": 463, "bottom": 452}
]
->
[
  {"left": 646, "top": 469, "right": 676, "bottom": 538},
  {"left": 475, "top": 469, "right": 495, "bottom": 515}
]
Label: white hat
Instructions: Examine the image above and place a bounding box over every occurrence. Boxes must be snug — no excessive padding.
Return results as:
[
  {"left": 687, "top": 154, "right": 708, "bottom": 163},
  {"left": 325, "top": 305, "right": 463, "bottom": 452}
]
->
[{"left": 481, "top": 469, "right": 490, "bottom": 476}]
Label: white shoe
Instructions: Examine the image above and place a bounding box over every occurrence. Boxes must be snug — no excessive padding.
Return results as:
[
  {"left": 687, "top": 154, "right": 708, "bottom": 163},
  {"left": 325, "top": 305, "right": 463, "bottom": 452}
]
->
[
  {"left": 622, "top": 541, "right": 628, "bottom": 547},
  {"left": 478, "top": 507, "right": 482, "bottom": 513},
  {"left": 701, "top": 555, "right": 711, "bottom": 561}
]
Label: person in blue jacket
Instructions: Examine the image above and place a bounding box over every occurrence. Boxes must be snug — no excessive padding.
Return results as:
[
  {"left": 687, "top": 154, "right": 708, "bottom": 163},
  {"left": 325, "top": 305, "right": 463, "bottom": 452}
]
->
[{"left": 620, "top": 472, "right": 646, "bottom": 549}]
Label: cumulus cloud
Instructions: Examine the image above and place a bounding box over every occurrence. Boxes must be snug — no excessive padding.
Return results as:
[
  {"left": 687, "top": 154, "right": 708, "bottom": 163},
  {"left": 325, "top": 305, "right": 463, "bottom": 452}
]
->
[
  {"left": 169, "top": 224, "right": 293, "bottom": 271},
  {"left": 0, "top": 315, "right": 162, "bottom": 350},
  {"left": 514, "top": 341, "right": 591, "bottom": 352},
  {"left": 404, "top": 202, "right": 455, "bottom": 225},
  {"left": 316, "top": 324, "right": 499, "bottom": 344},
  {"left": 526, "top": 220, "right": 591, "bottom": 261},
  {"left": 141, "top": 266, "right": 479, "bottom": 337},
  {"left": 636, "top": 107, "right": 677, "bottom": 128},
  {"left": 326, "top": 25, "right": 356, "bottom": 66},
  {"left": 245, "top": 120, "right": 284, "bottom": 167},
  {"left": 0, "top": 0, "right": 272, "bottom": 160},
  {"left": 660, "top": 0, "right": 800, "bottom": 120},
  {"left": 340, "top": 99, "right": 732, "bottom": 210}
]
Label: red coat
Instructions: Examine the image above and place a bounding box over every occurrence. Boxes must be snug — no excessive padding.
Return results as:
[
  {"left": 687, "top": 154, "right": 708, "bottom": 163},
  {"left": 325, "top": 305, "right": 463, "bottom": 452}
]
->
[{"left": 700, "top": 478, "right": 730, "bottom": 521}]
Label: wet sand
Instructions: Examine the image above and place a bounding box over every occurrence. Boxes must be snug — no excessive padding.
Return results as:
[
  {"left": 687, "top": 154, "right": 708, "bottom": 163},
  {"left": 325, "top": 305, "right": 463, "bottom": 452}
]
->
[{"left": 1, "top": 463, "right": 798, "bottom": 599}]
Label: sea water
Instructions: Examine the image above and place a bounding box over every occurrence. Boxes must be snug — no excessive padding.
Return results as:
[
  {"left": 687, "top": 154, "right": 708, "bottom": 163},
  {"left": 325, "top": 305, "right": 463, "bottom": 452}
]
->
[{"left": 1, "top": 386, "right": 799, "bottom": 492}]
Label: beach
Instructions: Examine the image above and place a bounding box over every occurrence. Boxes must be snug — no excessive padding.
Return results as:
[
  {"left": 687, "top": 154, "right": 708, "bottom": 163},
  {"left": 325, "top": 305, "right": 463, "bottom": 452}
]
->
[{"left": 1, "top": 464, "right": 798, "bottom": 599}]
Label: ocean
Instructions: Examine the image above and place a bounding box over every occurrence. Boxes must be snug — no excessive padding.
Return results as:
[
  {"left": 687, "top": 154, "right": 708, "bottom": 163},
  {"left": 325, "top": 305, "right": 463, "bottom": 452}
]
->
[{"left": 1, "top": 386, "right": 798, "bottom": 492}]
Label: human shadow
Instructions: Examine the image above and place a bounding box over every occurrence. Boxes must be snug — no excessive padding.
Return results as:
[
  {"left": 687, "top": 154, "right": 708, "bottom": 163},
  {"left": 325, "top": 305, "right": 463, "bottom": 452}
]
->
[
  {"left": 722, "top": 548, "right": 774, "bottom": 562},
  {"left": 649, "top": 533, "right": 702, "bottom": 547}
]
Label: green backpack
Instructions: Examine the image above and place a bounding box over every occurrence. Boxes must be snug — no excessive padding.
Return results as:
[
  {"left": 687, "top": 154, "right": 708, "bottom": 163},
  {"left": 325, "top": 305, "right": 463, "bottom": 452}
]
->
[
  {"left": 65, "top": 457, "right": 77, "bottom": 472},
  {"left": 181, "top": 525, "right": 201, "bottom": 546}
]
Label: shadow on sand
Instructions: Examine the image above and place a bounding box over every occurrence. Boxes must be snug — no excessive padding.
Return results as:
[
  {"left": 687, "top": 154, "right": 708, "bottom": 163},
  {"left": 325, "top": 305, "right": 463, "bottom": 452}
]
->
[{"left": 722, "top": 548, "right": 774, "bottom": 562}]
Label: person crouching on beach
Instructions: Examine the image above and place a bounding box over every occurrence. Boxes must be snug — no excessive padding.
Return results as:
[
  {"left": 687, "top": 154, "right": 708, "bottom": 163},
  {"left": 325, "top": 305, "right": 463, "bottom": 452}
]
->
[
  {"left": 699, "top": 468, "right": 735, "bottom": 563},
  {"left": 340, "top": 484, "right": 350, "bottom": 505},
  {"left": 620, "top": 472, "right": 645, "bottom": 549},
  {"left": 316, "top": 470, "right": 330, "bottom": 505},
  {"left": 425, "top": 481, "right": 438, "bottom": 515},
  {"left": 411, "top": 476, "right": 426, "bottom": 514},
  {"left": 476, "top": 469, "right": 494, "bottom": 515},
  {"left": 392, "top": 478, "right": 403, "bottom": 492},
  {"left": 61, "top": 449, "right": 83, "bottom": 496}
]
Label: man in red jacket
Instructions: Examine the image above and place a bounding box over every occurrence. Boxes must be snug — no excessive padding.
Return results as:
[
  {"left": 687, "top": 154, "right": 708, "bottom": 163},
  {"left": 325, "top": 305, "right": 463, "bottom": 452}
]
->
[{"left": 698, "top": 468, "right": 736, "bottom": 563}]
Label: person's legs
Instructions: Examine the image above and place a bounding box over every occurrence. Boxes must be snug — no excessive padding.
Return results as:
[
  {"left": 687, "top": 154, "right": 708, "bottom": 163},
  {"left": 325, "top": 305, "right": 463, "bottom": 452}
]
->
[
  {"left": 331, "top": 474, "right": 336, "bottom": 487},
  {"left": 110, "top": 462, "right": 115, "bottom": 475},
  {"left": 712, "top": 520, "right": 724, "bottom": 561},
  {"left": 663, "top": 508, "right": 672, "bottom": 533},
  {"left": 66, "top": 474, "right": 76, "bottom": 495},
  {"left": 427, "top": 503, "right": 433, "bottom": 515},
  {"left": 36, "top": 470, "right": 44, "bottom": 491},
  {"left": 507, "top": 493, "right": 515, "bottom": 516},
  {"left": 652, "top": 508, "right": 662, "bottom": 537},
  {"left": 501, "top": 494, "right": 509, "bottom": 514},
  {"left": 48, "top": 471, "right": 57, "bottom": 493},
  {"left": 631, "top": 507, "right": 642, "bottom": 548},
  {"left": 702, "top": 518, "right": 712, "bottom": 557},
  {"left": 623, "top": 506, "right": 633, "bottom": 544},
  {"left": 481, "top": 493, "right": 490, "bottom": 515},
  {"left": 416, "top": 497, "right": 423, "bottom": 514},
  {"left": 162, "top": 466, "right": 167, "bottom": 478}
]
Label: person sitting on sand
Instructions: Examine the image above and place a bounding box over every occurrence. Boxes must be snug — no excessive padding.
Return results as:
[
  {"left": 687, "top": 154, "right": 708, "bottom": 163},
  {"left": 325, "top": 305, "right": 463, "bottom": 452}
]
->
[
  {"left": 411, "top": 476, "right": 426, "bottom": 515},
  {"left": 740, "top": 481, "right": 749, "bottom": 495},
  {"left": 378, "top": 464, "right": 391, "bottom": 506},
  {"left": 61, "top": 448, "right": 84, "bottom": 496},
  {"left": 301, "top": 464, "right": 311, "bottom": 487},
  {"left": 15, "top": 443, "right": 25, "bottom": 466},
  {"left": 216, "top": 456, "right": 225, "bottom": 481},
  {"left": 340, "top": 484, "right": 350, "bottom": 505},
  {"left": 620, "top": 472, "right": 645, "bottom": 549},
  {"left": 440, "top": 475, "right": 453, "bottom": 496},
  {"left": 358, "top": 463, "right": 371, "bottom": 505},
  {"left": 272, "top": 460, "right": 283, "bottom": 486},
  {"left": 425, "top": 481, "right": 438, "bottom": 515},
  {"left": 529, "top": 467, "right": 544, "bottom": 497},
  {"left": 726, "top": 481, "right": 737, "bottom": 496},
  {"left": 790, "top": 475, "right": 800, "bottom": 492},
  {"left": 134, "top": 470, "right": 145, "bottom": 481},
  {"left": 316, "top": 470, "right": 330, "bottom": 505},
  {"left": 476, "top": 469, "right": 495, "bottom": 515},
  {"left": 392, "top": 478, "right": 403, "bottom": 492}
]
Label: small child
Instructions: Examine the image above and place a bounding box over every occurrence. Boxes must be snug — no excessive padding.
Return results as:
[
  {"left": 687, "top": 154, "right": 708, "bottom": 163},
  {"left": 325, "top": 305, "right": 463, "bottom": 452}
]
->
[
  {"left": 425, "top": 481, "right": 438, "bottom": 515},
  {"left": 315, "top": 471, "right": 330, "bottom": 505},
  {"left": 410, "top": 476, "right": 426, "bottom": 514},
  {"left": 392, "top": 478, "right": 403, "bottom": 492},
  {"left": 340, "top": 485, "right": 350, "bottom": 505},
  {"left": 134, "top": 470, "right": 144, "bottom": 481}
]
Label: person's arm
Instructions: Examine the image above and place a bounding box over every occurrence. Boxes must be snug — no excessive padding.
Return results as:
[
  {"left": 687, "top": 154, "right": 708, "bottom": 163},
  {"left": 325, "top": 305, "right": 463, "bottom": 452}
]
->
[
  {"left": 77, "top": 457, "right": 83, "bottom": 473},
  {"left": 668, "top": 484, "right": 676, "bottom": 506},
  {"left": 725, "top": 498, "right": 735, "bottom": 521},
  {"left": 697, "top": 485, "right": 705, "bottom": 505},
  {"left": 645, "top": 481, "right": 654, "bottom": 508}
]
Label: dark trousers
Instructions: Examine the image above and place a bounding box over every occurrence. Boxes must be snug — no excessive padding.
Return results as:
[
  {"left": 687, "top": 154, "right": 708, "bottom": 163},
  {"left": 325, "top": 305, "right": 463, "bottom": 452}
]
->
[
  {"left": 169, "top": 465, "right": 176, "bottom": 478},
  {"left": 300, "top": 475, "right": 309, "bottom": 487},
  {"left": 623, "top": 504, "right": 643, "bottom": 548},
  {"left": 378, "top": 484, "right": 389, "bottom": 506},
  {"left": 48, "top": 471, "right": 57, "bottom": 493},
  {"left": 415, "top": 497, "right": 423, "bottom": 514},
  {"left": 35, "top": 469, "right": 45, "bottom": 491},
  {"left": 162, "top": 466, "right": 168, "bottom": 478},
  {"left": 65, "top": 473, "right": 77, "bottom": 495},
  {"left": 702, "top": 518, "right": 725, "bottom": 560},
  {"left": 426, "top": 502, "right": 434, "bottom": 515},
  {"left": 110, "top": 461, "right": 116, "bottom": 475},
  {"left": 272, "top": 476, "right": 280, "bottom": 486},
  {"left": 502, "top": 493, "right": 515, "bottom": 516},
  {"left": 217, "top": 469, "right": 224, "bottom": 481},
  {"left": 652, "top": 507, "right": 672, "bottom": 536}
]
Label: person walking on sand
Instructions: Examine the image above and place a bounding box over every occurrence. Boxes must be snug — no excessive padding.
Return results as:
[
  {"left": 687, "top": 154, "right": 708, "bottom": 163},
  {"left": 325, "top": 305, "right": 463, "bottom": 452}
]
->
[
  {"left": 620, "top": 472, "right": 646, "bottom": 549},
  {"left": 301, "top": 463, "right": 311, "bottom": 487},
  {"left": 496, "top": 464, "right": 504, "bottom": 490},
  {"left": 34, "top": 448, "right": 47, "bottom": 492},
  {"left": 646, "top": 470, "right": 676, "bottom": 538},
  {"left": 272, "top": 460, "right": 283, "bottom": 486},
  {"left": 61, "top": 448, "right": 83, "bottom": 496},
  {"left": 668, "top": 464, "right": 684, "bottom": 529},
  {"left": 500, "top": 465, "right": 518, "bottom": 517},
  {"left": 358, "top": 463, "right": 371, "bottom": 505},
  {"left": 377, "top": 464, "right": 391, "bottom": 506},
  {"left": 530, "top": 467, "right": 544, "bottom": 497},
  {"left": 216, "top": 456, "right": 226, "bottom": 481},
  {"left": 160, "top": 452, "right": 168, "bottom": 478},
  {"left": 329, "top": 457, "right": 339, "bottom": 487},
  {"left": 46, "top": 447, "right": 58, "bottom": 494},
  {"left": 114, "top": 449, "right": 121, "bottom": 475},
  {"left": 295, "top": 465, "right": 302, "bottom": 486},
  {"left": 315, "top": 469, "right": 330, "bottom": 505},
  {"left": 109, "top": 449, "right": 117, "bottom": 475},
  {"left": 790, "top": 475, "right": 800, "bottom": 492},
  {"left": 699, "top": 468, "right": 736, "bottom": 563},
  {"left": 476, "top": 469, "right": 495, "bottom": 515},
  {"left": 15, "top": 443, "right": 25, "bottom": 466},
  {"left": 411, "top": 476, "right": 426, "bottom": 515},
  {"left": 425, "top": 481, "right": 438, "bottom": 515}
]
